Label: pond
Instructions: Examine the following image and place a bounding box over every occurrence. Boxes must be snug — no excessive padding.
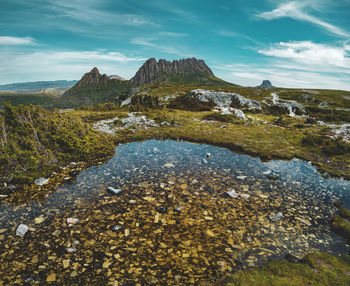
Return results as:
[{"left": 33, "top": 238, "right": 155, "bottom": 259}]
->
[{"left": 0, "top": 139, "right": 349, "bottom": 284}]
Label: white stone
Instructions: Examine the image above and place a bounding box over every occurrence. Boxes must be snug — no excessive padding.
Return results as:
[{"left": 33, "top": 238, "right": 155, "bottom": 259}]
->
[
  {"left": 34, "top": 177, "right": 49, "bottom": 186},
  {"left": 227, "top": 189, "right": 238, "bottom": 198},
  {"left": 67, "top": 218, "right": 79, "bottom": 224},
  {"left": 16, "top": 224, "right": 29, "bottom": 237}
]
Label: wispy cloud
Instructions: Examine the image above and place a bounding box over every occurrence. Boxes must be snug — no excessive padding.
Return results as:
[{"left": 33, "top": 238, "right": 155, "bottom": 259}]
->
[
  {"left": 258, "top": 41, "right": 350, "bottom": 71},
  {"left": 130, "top": 37, "right": 194, "bottom": 57},
  {"left": 156, "top": 32, "right": 190, "bottom": 37},
  {"left": 0, "top": 49, "right": 146, "bottom": 84},
  {"left": 216, "top": 30, "right": 264, "bottom": 46},
  {"left": 0, "top": 36, "right": 35, "bottom": 45},
  {"left": 257, "top": 1, "right": 350, "bottom": 37}
]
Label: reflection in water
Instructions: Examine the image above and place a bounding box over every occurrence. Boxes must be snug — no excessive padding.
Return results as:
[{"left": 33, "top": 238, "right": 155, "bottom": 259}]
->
[{"left": 0, "top": 140, "right": 349, "bottom": 284}]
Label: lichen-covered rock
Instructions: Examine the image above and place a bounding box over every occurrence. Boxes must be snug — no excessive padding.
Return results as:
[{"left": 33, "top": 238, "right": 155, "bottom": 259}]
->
[{"left": 190, "top": 89, "right": 261, "bottom": 110}]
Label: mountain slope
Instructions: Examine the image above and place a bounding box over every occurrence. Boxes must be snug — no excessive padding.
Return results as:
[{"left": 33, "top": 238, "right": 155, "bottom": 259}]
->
[{"left": 51, "top": 68, "right": 131, "bottom": 108}]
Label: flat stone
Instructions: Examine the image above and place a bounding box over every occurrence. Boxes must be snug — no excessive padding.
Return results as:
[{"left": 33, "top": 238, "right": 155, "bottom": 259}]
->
[
  {"left": 46, "top": 273, "right": 56, "bottom": 282},
  {"left": 226, "top": 189, "right": 238, "bottom": 198}
]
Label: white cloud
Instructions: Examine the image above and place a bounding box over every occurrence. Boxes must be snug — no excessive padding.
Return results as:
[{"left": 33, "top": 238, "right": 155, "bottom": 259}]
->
[
  {"left": 258, "top": 41, "right": 350, "bottom": 71},
  {"left": 212, "top": 40, "right": 350, "bottom": 90},
  {"left": 0, "top": 36, "right": 35, "bottom": 45},
  {"left": 0, "top": 50, "right": 146, "bottom": 84},
  {"left": 214, "top": 63, "right": 350, "bottom": 90},
  {"left": 257, "top": 1, "right": 350, "bottom": 37}
]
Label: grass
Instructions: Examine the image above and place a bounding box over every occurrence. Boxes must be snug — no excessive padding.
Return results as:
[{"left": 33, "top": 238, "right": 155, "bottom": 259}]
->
[
  {"left": 222, "top": 252, "right": 350, "bottom": 286},
  {"left": 0, "top": 92, "right": 54, "bottom": 107},
  {"left": 331, "top": 208, "right": 350, "bottom": 241}
]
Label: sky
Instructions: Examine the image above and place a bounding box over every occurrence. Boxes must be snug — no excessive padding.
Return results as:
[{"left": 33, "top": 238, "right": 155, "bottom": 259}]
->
[{"left": 0, "top": 0, "right": 350, "bottom": 90}]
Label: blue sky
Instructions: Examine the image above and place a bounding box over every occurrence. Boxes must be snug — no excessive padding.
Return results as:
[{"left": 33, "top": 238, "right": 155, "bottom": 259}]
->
[{"left": 1, "top": 0, "right": 350, "bottom": 90}]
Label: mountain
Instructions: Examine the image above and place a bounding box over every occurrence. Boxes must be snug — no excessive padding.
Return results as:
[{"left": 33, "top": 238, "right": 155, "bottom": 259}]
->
[
  {"left": 54, "top": 67, "right": 131, "bottom": 108},
  {"left": 58, "top": 58, "right": 234, "bottom": 108},
  {"left": 74, "top": 67, "right": 110, "bottom": 87},
  {"left": 130, "top": 57, "right": 228, "bottom": 86},
  {"left": 0, "top": 80, "right": 77, "bottom": 93},
  {"left": 257, "top": 80, "right": 274, "bottom": 89}
]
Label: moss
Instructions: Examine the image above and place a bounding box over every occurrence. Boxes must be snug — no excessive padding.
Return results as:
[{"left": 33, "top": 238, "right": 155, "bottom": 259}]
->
[
  {"left": 130, "top": 94, "right": 160, "bottom": 111},
  {"left": 202, "top": 112, "right": 241, "bottom": 123},
  {"left": 330, "top": 215, "right": 350, "bottom": 241},
  {"left": 0, "top": 103, "right": 114, "bottom": 184},
  {"left": 302, "top": 134, "right": 350, "bottom": 156},
  {"left": 340, "top": 208, "right": 350, "bottom": 220},
  {"left": 223, "top": 252, "right": 350, "bottom": 286},
  {"left": 167, "top": 94, "right": 214, "bottom": 111}
]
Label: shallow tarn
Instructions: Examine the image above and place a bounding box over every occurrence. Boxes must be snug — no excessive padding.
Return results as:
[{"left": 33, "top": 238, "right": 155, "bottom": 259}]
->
[{"left": 0, "top": 139, "right": 350, "bottom": 284}]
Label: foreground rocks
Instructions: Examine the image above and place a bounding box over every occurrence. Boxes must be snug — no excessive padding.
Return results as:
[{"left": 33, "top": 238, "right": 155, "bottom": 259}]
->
[{"left": 0, "top": 140, "right": 348, "bottom": 285}]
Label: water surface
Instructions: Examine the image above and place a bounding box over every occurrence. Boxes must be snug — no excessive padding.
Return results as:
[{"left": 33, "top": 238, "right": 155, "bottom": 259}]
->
[{"left": 0, "top": 140, "right": 349, "bottom": 284}]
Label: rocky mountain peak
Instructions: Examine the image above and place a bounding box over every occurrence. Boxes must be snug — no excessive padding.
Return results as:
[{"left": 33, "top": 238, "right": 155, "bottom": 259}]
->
[
  {"left": 258, "top": 80, "right": 274, "bottom": 89},
  {"left": 75, "top": 67, "right": 109, "bottom": 87},
  {"left": 130, "top": 57, "right": 215, "bottom": 85}
]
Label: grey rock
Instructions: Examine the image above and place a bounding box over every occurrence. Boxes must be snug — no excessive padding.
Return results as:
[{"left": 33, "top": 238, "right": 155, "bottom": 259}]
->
[
  {"left": 269, "top": 212, "right": 284, "bottom": 222},
  {"left": 107, "top": 187, "right": 123, "bottom": 195},
  {"left": 190, "top": 89, "right": 261, "bottom": 110}
]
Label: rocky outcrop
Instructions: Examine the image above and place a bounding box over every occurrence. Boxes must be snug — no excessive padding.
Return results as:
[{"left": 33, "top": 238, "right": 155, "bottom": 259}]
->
[
  {"left": 258, "top": 80, "right": 274, "bottom": 89},
  {"left": 190, "top": 89, "right": 262, "bottom": 110},
  {"left": 130, "top": 58, "right": 216, "bottom": 85},
  {"left": 269, "top": 93, "right": 305, "bottom": 116},
  {"left": 75, "top": 67, "right": 109, "bottom": 87}
]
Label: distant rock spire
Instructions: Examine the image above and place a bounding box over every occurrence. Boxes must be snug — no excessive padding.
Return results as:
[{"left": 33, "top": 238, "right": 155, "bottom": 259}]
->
[{"left": 257, "top": 80, "right": 274, "bottom": 89}]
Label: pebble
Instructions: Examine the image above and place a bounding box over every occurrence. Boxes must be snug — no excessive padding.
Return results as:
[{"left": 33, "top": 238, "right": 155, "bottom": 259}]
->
[
  {"left": 107, "top": 187, "right": 123, "bottom": 195},
  {"left": 236, "top": 176, "right": 247, "bottom": 180},
  {"left": 240, "top": 194, "right": 250, "bottom": 200},
  {"left": 67, "top": 218, "right": 79, "bottom": 224},
  {"left": 269, "top": 212, "right": 284, "bottom": 222},
  {"left": 16, "top": 224, "right": 28, "bottom": 238},
  {"left": 226, "top": 189, "right": 238, "bottom": 198},
  {"left": 34, "top": 177, "right": 49, "bottom": 186}
]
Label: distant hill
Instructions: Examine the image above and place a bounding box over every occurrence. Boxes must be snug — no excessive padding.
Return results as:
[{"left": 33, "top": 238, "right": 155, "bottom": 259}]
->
[{"left": 0, "top": 80, "right": 77, "bottom": 93}]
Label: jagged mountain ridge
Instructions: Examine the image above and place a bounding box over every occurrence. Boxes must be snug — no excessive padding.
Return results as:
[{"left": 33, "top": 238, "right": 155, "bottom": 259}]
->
[{"left": 130, "top": 57, "right": 220, "bottom": 85}]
